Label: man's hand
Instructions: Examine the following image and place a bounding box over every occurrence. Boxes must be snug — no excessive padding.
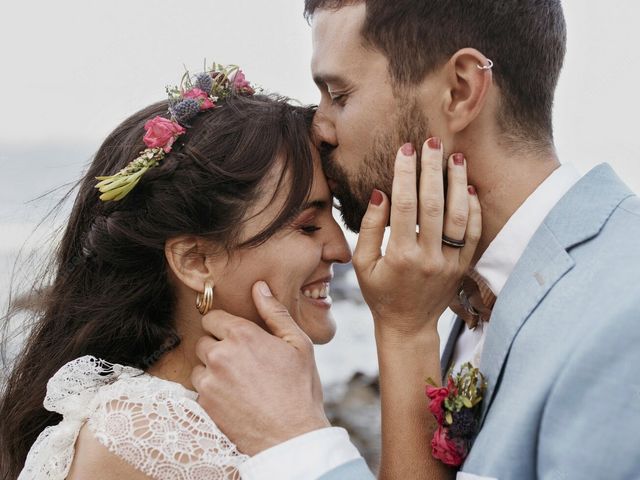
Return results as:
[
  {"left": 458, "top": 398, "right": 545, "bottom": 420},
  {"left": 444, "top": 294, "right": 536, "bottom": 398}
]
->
[
  {"left": 191, "top": 281, "right": 329, "bottom": 456},
  {"left": 353, "top": 139, "right": 482, "bottom": 342}
]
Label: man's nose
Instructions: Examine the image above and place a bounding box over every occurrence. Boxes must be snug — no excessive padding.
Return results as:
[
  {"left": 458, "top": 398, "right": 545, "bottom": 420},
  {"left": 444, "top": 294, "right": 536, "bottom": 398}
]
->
[{"left": 312, "top": 110, "right": 338, "bottom": 147}]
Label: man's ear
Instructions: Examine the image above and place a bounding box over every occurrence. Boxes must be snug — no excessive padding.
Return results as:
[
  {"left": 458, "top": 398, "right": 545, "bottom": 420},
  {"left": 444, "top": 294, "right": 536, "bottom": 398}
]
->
[
  {"left": 165, "top": 236, "right": 220, "bottom": 293},
  {"left": 440, "top": 48, "right": 494, "bottom": 133}
]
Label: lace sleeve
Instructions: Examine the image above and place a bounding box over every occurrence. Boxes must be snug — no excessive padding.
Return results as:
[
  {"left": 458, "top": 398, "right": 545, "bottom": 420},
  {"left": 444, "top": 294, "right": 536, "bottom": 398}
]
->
[{"left": 87, "top": 378, "right": 249, "bottom": 480}]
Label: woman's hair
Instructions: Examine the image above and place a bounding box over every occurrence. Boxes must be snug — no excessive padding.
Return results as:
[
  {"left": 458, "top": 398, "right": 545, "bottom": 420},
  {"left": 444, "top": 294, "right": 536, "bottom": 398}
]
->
[{"left": 0, "top": 94, "right": 316, "bottom": 479}]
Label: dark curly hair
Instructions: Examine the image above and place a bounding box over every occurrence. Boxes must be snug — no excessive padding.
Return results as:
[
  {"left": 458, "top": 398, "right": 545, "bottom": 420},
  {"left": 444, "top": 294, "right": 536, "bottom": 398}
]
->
[{"left": 0, "top": 94, "right": 316, "bottom": 479}]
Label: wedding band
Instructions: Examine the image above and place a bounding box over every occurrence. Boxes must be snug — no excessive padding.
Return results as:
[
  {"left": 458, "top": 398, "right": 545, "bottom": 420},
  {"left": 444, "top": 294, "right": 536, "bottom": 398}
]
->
[{"left": 442, "top": 235, "right": 466, "bottom": 249}]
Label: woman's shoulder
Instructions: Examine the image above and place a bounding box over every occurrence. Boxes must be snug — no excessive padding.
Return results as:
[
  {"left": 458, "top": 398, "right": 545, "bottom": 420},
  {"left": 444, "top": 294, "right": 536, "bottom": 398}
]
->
[
  {"left": 22, "top": 356, "right": 247, "bottom": 480},
  {"left": 67, "top": 423, "right": 153, "bottom": 480},
  {"left": 85, "top": 361, "right": 248, "bottom": 479}
]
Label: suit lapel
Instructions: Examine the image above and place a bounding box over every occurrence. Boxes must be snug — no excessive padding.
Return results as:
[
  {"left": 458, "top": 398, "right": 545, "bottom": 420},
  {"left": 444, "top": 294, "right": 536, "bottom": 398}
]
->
[
  {"left": 478, "top": 225, "right": 574, "bottom": 423},
  {"left": 477, "top": 164, "right": 634, "bottom": 425}
]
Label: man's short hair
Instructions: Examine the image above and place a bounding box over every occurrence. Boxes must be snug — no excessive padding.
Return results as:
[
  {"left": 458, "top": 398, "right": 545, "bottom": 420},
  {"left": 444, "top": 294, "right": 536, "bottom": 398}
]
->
[{"left": 305, "top": 0, "right": 567, "bottom": 142}]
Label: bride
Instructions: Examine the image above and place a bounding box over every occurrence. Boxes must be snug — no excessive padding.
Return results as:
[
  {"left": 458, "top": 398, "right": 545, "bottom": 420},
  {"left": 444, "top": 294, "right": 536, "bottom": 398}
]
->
[{"left": 0, "top": 64, "right": 351, "bottom": 479}]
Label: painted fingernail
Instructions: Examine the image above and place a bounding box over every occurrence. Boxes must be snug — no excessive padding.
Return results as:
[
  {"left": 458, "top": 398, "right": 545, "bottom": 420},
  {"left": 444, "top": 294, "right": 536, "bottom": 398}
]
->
[
  {"left": 258, "top": 281, "right": 272, "bottom": 297},
  {"left": 468, "top": 185, "right": 477, "bottom": 195},
  {"left": 427, "top": 137, "right": 441, "bottom": 150},
  {"left": 453, "top": 153, "right": 465, "bottom": 166},
  {"left": 370, "top": 189, "right": 383, "bottom": 206},
  {"left": 401, "top": 142, "right": 415, "bottom": 156}
]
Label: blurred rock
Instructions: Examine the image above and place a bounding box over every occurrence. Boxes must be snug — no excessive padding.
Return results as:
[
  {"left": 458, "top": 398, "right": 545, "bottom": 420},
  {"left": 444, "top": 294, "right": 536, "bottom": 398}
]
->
[
  {"left": 324, "top": 371, "right": 381, "bottom": 473},
  {"left": 331, "top": 263, "right": 365, "bottom": 303}
]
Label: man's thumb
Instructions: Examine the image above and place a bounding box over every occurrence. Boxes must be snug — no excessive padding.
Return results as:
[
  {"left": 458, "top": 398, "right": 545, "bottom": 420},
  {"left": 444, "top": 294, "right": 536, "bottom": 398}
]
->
[{"left": 252, "top": 281, "right": 307, "bottom": 346}]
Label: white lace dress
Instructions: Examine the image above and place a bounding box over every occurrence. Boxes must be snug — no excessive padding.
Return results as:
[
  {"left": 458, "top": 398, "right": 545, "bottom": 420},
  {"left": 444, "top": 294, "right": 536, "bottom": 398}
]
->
[{"left": 18, "top": 356, "right": 249, "bottom": 479}]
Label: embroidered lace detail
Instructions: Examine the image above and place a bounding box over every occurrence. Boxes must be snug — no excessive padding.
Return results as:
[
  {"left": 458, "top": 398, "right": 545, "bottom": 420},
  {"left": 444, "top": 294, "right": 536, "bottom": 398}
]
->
[{"left": 18, "top": 356, "right": 248, "bottom": 480}]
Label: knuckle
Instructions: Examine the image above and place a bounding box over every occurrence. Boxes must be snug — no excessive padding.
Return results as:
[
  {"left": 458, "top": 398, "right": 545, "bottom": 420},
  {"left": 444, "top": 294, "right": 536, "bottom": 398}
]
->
[
  {"left": 230, "top": 322, "right": 255, "bottom": 341},
  {"left": 425, "top": 159, "right": 442, "bottom": 173},
  {"left": 395, "top": 162, "right": 415, "bottom": 176},
  {"left": 387, "top": 248, "right": 415, "bottom": 268},
  {"left": 423, "top": 258, "right": 445, "bottom": 276},
  {"left": 466, "top": 229, "right": 481, "bottom": 244},
  {"left": 449, "top": 209, "right": 469, "bottom": 228},
  {"left": 421, "top": 198, "right": 443, "bottom": 218},
  {"left": 204, "top": 347, "right": 221, "bottom": 366},
  {"left": 359, "top": 214, "right": 379, "bottom": 231},
  {"left": 394, "top": 196, "right": 416, "bottom": 214}
]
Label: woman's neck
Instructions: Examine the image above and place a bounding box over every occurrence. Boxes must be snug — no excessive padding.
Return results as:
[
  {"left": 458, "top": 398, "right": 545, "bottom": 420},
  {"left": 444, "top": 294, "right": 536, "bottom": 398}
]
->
[{"left": 146, "top": 310, "right": 205, "bottom": 391}]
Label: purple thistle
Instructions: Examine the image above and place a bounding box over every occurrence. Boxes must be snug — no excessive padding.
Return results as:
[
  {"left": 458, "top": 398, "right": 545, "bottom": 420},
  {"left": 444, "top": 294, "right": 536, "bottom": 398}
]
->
[
  {"left": 449, "top": 408, "right": 478, "bottom": 439},
  {"left": 194, "top": 73, "right": 213, "bottom": 94},
  {"left": 170, "top": 99, "right": 201, "bottom": 125}
]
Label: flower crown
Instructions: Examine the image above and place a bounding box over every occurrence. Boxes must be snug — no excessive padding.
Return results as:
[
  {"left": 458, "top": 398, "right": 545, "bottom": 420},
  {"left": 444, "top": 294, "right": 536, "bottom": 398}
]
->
[{"left": 95, "top": 63, "right": 258, "bottom": 202}]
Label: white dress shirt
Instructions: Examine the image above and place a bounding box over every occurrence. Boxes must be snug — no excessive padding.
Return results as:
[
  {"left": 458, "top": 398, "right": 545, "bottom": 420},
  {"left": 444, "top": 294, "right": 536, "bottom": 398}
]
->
[
  {"left": 239, "top": 163, "right": 582, "bottom": 480},
  {"left": 450, "top": 163, "right": 581, "bottom": 373}
]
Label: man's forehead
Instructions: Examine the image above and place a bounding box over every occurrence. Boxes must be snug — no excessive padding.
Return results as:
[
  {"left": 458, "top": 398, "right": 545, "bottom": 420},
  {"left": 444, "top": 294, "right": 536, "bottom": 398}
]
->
[{"left": 310, "top": 4, "right": 367, "bottom": 77}]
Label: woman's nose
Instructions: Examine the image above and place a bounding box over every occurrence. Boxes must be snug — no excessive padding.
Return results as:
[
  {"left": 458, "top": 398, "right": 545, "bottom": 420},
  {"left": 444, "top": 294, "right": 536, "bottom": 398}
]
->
[{"left": 323, "top": 221, "right": 352, "bottom": 265}]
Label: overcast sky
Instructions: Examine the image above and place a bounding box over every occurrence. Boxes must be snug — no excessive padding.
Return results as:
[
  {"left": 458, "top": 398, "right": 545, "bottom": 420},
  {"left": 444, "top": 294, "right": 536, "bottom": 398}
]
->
[{"left": 1, "top": 0, "right": 639, "bottom": 191}]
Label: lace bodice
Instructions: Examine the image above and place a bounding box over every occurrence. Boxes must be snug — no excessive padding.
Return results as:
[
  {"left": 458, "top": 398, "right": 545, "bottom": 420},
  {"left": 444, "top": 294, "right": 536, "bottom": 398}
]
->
[{"left": 18, "top": 356, "right": 249, "bottom": 480}]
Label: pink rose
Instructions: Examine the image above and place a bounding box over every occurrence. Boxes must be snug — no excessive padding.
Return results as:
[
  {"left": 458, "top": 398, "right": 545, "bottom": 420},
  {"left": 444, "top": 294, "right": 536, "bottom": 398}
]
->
[
  {"left": 229, "top": 69, "right": 255, "bottom": 95},
  {"left": 143, "top": 116, "right": 186, "bottom": 153},
  {"left": 426, "top": 384, "right": 450, "bottom": 424},
  {"left": 447, "top": 376, "right": 459, "bottom": 396},
  {"left": 431, "top": 426, "right": 467, "bottom": 467},
  {"left": 183, "top": 88, "right": 215, "bottom": 110}
]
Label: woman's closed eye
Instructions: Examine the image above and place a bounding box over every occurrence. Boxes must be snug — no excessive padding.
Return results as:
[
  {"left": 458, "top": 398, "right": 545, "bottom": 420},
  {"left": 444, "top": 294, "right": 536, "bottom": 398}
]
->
[{"left": 300, "top": 224, "right": 322, "bottom": 235}]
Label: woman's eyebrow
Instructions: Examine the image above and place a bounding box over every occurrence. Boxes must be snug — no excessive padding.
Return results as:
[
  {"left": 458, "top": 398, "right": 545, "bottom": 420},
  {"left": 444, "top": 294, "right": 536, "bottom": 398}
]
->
[{"left": 300, "top": 199, "right": 330, "bottom": 211}]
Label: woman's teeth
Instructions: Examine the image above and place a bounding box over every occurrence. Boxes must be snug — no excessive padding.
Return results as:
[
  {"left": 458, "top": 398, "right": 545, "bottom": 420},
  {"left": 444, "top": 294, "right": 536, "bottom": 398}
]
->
[{"left": 303, "top": 285, "right": 329, "bottom": 299}]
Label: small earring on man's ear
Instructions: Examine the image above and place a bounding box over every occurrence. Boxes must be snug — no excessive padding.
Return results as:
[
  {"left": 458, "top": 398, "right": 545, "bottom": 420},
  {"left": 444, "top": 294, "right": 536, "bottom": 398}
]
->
[
  {"left": 477, "top": 59, "right": 494, "bottom": 71},
  {"left": 196, "top": 281, "right": 214, "bottom": 315}
]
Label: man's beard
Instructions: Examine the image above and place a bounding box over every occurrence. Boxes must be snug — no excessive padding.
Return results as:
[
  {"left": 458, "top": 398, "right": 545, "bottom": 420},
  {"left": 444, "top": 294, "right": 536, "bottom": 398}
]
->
[{"left": 321, "top": 99, "right": 430, "bottom": 233}]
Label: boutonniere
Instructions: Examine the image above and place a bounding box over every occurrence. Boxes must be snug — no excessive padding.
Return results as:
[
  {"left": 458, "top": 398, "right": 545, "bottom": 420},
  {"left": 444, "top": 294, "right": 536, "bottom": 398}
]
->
[{"left": 425, "top": 362, "right": 487, "bottom": 467}]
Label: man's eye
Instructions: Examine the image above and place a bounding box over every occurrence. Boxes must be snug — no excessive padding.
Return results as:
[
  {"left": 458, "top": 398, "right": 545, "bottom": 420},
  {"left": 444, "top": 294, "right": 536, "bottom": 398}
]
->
[{"left": 329, "top": 93, "right": 347, "bottom": 106}]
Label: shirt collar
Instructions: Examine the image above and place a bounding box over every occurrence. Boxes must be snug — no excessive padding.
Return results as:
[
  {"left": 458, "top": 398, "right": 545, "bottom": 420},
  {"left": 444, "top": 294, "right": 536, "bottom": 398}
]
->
[{"left": 474, "top": 163, "right": 582, "bottom": 297}]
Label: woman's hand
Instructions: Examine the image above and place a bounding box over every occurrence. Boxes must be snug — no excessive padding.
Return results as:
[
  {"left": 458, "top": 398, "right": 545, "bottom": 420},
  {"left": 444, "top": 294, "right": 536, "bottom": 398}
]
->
[
  {"left": 355, "top": 138, "right": 481, "bottom": 480},
  {"left": 353, "top": 138, "right": 482, "bottom": 343}
]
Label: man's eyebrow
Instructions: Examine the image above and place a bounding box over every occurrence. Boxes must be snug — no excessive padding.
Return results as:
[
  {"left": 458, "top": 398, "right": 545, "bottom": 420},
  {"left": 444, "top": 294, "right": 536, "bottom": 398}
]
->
[{"left": 313, "top": 73, "right": 348, "bottom": 87}]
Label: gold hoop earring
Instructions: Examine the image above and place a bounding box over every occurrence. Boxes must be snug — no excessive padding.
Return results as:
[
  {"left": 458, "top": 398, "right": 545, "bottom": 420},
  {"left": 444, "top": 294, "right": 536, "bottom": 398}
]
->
[{"left": 196, "top": 281, "right": 214, "bottom": 315}]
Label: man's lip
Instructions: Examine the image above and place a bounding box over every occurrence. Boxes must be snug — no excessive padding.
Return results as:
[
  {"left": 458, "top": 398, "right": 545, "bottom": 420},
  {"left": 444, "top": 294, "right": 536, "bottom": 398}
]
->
[{"left": 327, "top": 179, "right": 338, "bottom": 191}]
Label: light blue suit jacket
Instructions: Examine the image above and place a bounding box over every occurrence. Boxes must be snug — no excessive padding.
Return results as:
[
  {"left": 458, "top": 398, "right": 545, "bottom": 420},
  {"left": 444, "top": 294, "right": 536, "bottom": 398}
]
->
[{"left": 320, "top": 164, "right": 640, "bottom": 480}]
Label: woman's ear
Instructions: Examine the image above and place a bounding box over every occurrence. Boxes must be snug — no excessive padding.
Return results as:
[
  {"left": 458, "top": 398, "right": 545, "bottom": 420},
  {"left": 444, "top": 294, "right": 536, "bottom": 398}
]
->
[
  {"left": 440, "top": 48, "right": 494, "bottom": 133},
  {"left": 164, "top": 236, "right": 219, "bottom": 293}
]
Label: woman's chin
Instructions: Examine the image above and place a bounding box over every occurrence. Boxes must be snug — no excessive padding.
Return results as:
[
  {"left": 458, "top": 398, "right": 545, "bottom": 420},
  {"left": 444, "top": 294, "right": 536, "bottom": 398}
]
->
[{"left": 300, "top": 316, "right": 337, "bottom": 345}]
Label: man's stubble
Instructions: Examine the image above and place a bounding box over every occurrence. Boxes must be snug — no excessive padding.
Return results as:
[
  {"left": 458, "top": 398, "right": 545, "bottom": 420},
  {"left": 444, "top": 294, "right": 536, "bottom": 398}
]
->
[{"left": 321, "top": 97, "right": 430, "bottom": 233}]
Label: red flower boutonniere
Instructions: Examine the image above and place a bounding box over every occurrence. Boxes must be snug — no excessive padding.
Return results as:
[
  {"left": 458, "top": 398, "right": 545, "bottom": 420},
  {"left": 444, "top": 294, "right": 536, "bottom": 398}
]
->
[{"left": 426, "top": 362, "right": 487, "bottom": 467}]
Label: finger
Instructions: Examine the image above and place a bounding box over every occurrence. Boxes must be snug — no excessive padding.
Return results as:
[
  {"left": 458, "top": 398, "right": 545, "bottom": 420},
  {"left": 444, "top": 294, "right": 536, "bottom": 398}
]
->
[
  {"left": 191, "top": 364, "right": 207, "bottom": 392},
  {"left": 389, "top": 143, "right": 418, "bottom": 249},
  {"left": 252, "top": 281, "right": 310, "bottom": 349},
  {"left": 201, "top": 309, "right": 248, "bottom": 340},
  {"left": 353, "top": 189, "right": 390, "bottom": 275},
  {"left": 459, "top": 186, "right": 482, "bottom": 268},
  {"left": 418, "top": 137, "right": 445, "bottom": 252},
  {"left": 194, "top": 334, "right": 221, "bottom": 365},
  {"left": 442, "top": 153, "right": 470, "bottom": 257}
]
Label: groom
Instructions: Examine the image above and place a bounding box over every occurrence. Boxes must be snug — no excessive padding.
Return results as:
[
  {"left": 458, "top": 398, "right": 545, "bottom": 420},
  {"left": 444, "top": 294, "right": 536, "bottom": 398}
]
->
[{"left": 192, "top": 1, "right": 640, "bottom": 479}]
